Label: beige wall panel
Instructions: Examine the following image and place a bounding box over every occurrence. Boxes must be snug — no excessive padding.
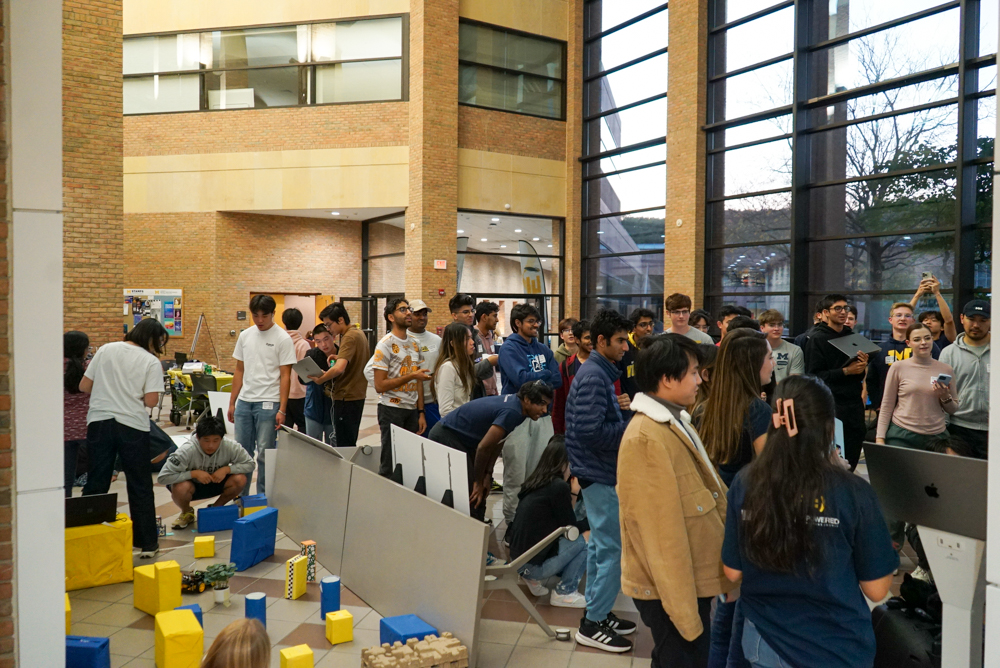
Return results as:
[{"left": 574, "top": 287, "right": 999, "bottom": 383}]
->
[
  {"left": 457, "top": 149, "right": 566, "bottom": 217},
  {"left": 125, "top": 0, "right": 409, "bottom": 35},
  {"left": 459, "top": 0, "right": 567, "bottom": 40}
]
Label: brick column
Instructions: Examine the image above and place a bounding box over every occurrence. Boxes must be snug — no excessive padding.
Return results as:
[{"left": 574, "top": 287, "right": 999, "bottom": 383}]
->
[
  {"left": 664, "top": 0, "right": 709, "bottom": 304},
  {"left": 562, "top": 0, "right": 584, "bottom": 318},
  {"left": 406, "top": 0, "right": 459, "bottom": 331}
]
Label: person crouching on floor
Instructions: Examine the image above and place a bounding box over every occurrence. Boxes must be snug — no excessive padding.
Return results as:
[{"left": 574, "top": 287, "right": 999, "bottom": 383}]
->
[{"left": 158, "top": 409, "right": 256, "bottom": 529}]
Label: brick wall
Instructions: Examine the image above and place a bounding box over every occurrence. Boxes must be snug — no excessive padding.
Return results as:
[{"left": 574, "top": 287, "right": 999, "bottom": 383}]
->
[
  {"left": 0, "top": 2, "right": 13, "bottom": 663},
  {"left": 458, "top": 106, "right": 566, "bottom": 161},
  {"left": 124, "top": 103, "right": 409, "bottom": 157},
  {"left": 562, "top": 0, "right": 583, "bottom": 317},
  {"left": 64, "top": 0, "right": 124, "bottom": 349}
]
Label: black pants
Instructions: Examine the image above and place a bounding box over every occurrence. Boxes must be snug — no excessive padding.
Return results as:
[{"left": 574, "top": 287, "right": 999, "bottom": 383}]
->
[
  {"left": 285, "top": 397, "right": 307, "bottom": 434},
  {"left": 836, "top": 402, "right": 866, "bottom": 469},
  {"left": 334, "top": 399, "right": 366, "bottom": 449},
  {"left": 82, "top": 419, "right": 158, "bottom": 550},
  {"left": 948, "top": 424, "right": 989, "bottom": 459},
  {"left": 377, "top": 404, "right": 419, "bottom": 477},
  {"left": 64, "top": 439, "right": 84, "bottom": 497},
  {"left": 428, "top": 422, "right": 486, "bottom": 521},
  {"left": 634, "top": 596, "right": 712, "bottom": 668}
]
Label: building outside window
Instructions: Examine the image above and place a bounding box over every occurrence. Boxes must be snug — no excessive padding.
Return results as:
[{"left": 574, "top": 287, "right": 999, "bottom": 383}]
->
[
  {"left": 124, "top": 16, "right": 406, "bottom": 115},
  {"left": 581, "top": 2, "right": 668, "bottom": 326},
  {"left": 705, "top": 0, "right": 996, "bottom": 338},
  {"left": 458, "top": 21, "right": 567, "bottom": 120}
]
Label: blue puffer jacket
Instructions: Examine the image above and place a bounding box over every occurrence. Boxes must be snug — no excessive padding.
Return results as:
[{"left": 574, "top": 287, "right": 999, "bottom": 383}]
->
[{"left": 565, "top": 352, "right": 630, "bottom": 486}]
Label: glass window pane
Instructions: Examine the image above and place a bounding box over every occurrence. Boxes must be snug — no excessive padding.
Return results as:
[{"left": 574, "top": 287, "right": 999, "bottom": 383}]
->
[
  {"left": 708, "top": 244, "right": 791, "bottom": 292},
  {"left": 586, "top": 52, "right": 668, "bottom": 112},
  {"left": 978, "top": 96, "right": 996, "bottom": 158},
  {"left": 713, "top": 138, "right": 792, "bottom": 197},
  {"left": 714, "top": 116, "right": 792, "bottom": 148},
  {"left": 459, "top": 23, "right": 506, "bottom": 68},
  {"left": 459, "top": 65, "right": 562, "bottom": 118},
  {"left": 316, "top": 60, "right": 402, "bottom": 103},
  {"left": 587, "top": 163, "right": 666, "bottom": 214},
  {"left": 722, "top": 6, "right": 793, "bottom": 73},
  {"left": 807, "top": 232, "right": 955, "bottom": 291},
  {"left": 457, "top": 212, "right": 559, "bottom": 253},
  {"left": 821, "top": 0, "right": 948, "bottom": 41},
  {"left": 369, "top": 256, "right": 406, "bottom": 293},
  {"left": 976, "top": 163, "right": 993, "bottom": 226},
  {"left": 981, "top": 0, "right": 998, "bottom": 57},
  {"left": 586, "top": 11, "right": 668, "bottom": 76},
  {"left": 123, "top": 74, "right": 200, "bottom": 114},
  {"left": 977, "top": 65, "right": 997, "bottom": 93},
  {"left": 124, "top": 34, "right": 203, "bottom": 74},
  {"left": 459, "top": 63, "right": 505, "bottom": 108},
  {"left": 818, "top": 293, "right": 937, "bottom": 341},
  {"left": 974, "top": 228, "right": 992, "bottom": 290},
  {"left": 808, "top": 105, "right": 957, "bottom": 181},
  {"left": 212, "top": 26, "right": 303, "bottom": 68},
  {"left": 585, "top": 98, "right": 667, "bottom": 156},
  {"left": 206, "top": 67, "right": 302, "bottom": 109},
  {"left": 587, "top": 1, "right": 667, "bottom": 37},
  {"left": 806, "top": 76, "right": 958, "bottom": 132},
  {"left": 714, "top": 58, "right": 793, "bottom": 121},
  {"left": 368, "top": 219, "right": 405, "bottom": 256},
  {"left": 722, "top": 0, "right": 788, "bottom": 25},
  {"left": 587, "top": 144, "right": 666, "bottom": 177},
  {"left": 507, "top": 33, "right": 563, "bottom": 79},
  {"left": 312, "top": 18, "right": 402, "bottom": 62},
  {"left": 708, "top": 192, "right": 791, "bottom": 246},
  {"left": 586, "top": 253, "right": 664, "bottom": 295},
  {"left": 585, "top": 295, "right": 664, "bottom": 326},
  {"left": 585, "top": 213, "right": 665, "bottom": 256},
  {"left": 705, "top": 295, "right": 790, "bottom": 322},
  {"left": 807, "top": 169, "right": 956, "bottom": 236},
  {"left": 459, "top": 254, "right": 560, "bottom": 295}
]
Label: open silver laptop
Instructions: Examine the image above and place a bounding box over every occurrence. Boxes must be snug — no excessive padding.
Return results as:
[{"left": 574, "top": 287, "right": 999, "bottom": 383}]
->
[{"left": 865, "top": 442, "right": 987, "bottom": 541}]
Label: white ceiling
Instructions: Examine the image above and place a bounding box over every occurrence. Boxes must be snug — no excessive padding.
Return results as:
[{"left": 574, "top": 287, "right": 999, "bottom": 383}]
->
[
  {"left": 226, "top": 207, "right": 405, "bottom": 221},
  {"left": 458, "top": 212, "right": 557, "bottom": 254}
]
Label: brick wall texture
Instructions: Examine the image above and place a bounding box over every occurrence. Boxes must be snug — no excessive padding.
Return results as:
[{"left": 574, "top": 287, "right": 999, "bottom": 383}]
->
[
  {"left": 124, "top": 212, "right": 361, "bottom": 366},
  {"left": 0, "top": 3, "right": 13, "bottom": 664},
  {"left": 458, "top": 106, "right": 566, "bottom": 162}
]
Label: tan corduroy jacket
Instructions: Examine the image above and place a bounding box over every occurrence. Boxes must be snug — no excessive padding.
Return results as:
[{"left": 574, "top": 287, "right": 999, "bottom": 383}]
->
[{"left": 617, "top": 392, "right": 737, "bottom": 641}]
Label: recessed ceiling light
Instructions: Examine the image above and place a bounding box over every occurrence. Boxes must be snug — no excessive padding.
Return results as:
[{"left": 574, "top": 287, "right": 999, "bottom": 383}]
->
[
  {"left": 542, "top": 259, "right": 547, "bottom": 262},
  {"left": 514, "top": 229, "right": 522, "bottom": 233},
  {"left": 661, "top": 235, "right": 665, "bottom": 238},
  {"left": 547, "top": 244, "right": 553, "bottom": 248},
  {"left": 500, "top": 245, "right": 507, "bottom": 248},
  {"left": 532, "top": 237, "right": 540, "bottom": 241},
  {"left": 903, "top": 236, "right": 911, "bottom": 240},
  {"left": 457, "top": 229, "right": 464, "bottom": 234},
  {"left": 597, "top": 231, "right": 605, "bottom": 234},
  {"left": 480, "top": 238, "right": 488, "bottom": 242},
  {"left": 331, "top": 211, "right": 340, "bottom": 215},
  {"left": 491, "top": 217, "right": 500, "bottom": 222},
  {"left": 770, "top": 252, "right": 776, "bottom": 256}
]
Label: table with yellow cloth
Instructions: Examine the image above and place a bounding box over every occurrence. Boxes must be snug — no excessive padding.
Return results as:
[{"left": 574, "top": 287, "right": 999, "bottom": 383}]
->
[
  {"left": 167, "top": 368, "right": 233, "bottom": 391},
  {"left": 65, "top": 513, "right": 134, "bottom": 591}
]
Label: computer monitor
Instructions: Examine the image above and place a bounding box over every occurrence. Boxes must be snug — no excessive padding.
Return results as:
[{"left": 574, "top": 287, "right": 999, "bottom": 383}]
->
[{"left": 174, "top": 351, "right": 188, "bottom": 366}]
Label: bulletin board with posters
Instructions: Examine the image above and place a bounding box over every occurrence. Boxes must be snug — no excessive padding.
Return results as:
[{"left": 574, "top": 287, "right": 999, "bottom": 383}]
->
[{"left": 124, "top": 288, "right": 183, "bottom": 337}]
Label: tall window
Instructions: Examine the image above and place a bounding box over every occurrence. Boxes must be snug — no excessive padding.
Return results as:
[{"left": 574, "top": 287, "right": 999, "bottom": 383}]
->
[
  {"left": 581, "top": 2, "right": 668, "bottom": 324},
  {"left": 124, "top": 16, "right": 406, "bottom": 115},
  {"left": 706, "top": 0, "right": 995, "bottom": 338},
  {"left": 459, "top": 21, "right": 566, "bottom": 120}
]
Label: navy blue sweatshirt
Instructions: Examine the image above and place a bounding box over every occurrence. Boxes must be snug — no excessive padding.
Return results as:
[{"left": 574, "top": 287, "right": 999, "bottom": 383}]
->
[{"left": 498, "top": 332, "right": 562, "bottom": 395}]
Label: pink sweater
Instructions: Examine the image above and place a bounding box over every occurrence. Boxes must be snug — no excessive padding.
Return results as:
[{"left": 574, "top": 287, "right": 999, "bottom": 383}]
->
[{"left": 877, "top": 356, "right": 957, "bottom": 438}]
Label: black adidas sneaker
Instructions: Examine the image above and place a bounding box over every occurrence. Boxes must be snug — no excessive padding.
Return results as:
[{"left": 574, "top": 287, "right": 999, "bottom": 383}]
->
[
  {"left": 575, "top": 617, "right": 633, "bottom": 653},
  {"left": 604, "top": 611, "right": 637, "bottom": 635}
]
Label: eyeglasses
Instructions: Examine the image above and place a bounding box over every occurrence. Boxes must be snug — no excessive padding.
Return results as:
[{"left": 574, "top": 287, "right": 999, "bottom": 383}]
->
[
  {"left": 828, "top": 305, "right": 849, "bottom": 313},
  {"left": 396, "top": 306, "right": 412, "bottom": 313},
  {"left": 561, "top": 329, "right": 572, "bottom": 334},
  {"left": 669, "top": 309, "right": 690, "bottom": 316}
]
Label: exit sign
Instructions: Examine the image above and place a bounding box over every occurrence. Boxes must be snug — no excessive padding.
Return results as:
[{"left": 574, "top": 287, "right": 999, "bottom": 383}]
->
[{"left": 434, "top": 259, "right": 447, "bottom": 270}]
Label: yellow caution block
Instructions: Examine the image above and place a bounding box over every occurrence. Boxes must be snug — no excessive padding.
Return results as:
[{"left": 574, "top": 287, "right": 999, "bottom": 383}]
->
[
  {"left": 242, "top": 505, "right": 267, "bottom": 517},
  {"left": 154, "top": 608, "right": 203, "bottom": 668},
  {"left": 134, "top": 560, "right": 182, "bottom": 616},
  {"left": 284, "top": 555, "right": 307, "bottom": 600},
  {"left": 280, "top": 644, "right": 315, "bottom": 667},
  {"left": 65, "top": 594, "right": 71, "bottom": 634},
  {"left": 325, "top": 609, "right": 353, "bottom": 645},
  {"left": 193, "top": 536, "right": 215, "bottom": 558}
]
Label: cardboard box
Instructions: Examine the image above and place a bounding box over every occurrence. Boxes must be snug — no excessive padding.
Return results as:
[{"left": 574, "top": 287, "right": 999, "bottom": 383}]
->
[
  {"left": 231, "top": 507, "right": 278, "bottom": 571},
  {"left": 280, "top": 644, "right": 314, "bottom": 667},
  {"left": 155, "top": 609, "right": 203, "bottom": 668},
  {"left": 196, "top": 505, "right": 239, "bottom": 533},
  {"left": 238, "top": 494, "right": 268, "bottom": 517},
  {"left": 325, "top": 610, "right": 353, "bottom": 645},
  {"left": 284, "top": 555, "right": 307, "bottom": 600},
  {"left": 193, "top": 535, "right": 214, "bottom": 558},
  {"left": 134, "top": 561, "right": 182, "bottom": 616},
  {"left": 65, "top": 513, "right": 133, "bottom": 591},
  {"left": 66, "top": 635, "right": 110, "bottom": 668}
]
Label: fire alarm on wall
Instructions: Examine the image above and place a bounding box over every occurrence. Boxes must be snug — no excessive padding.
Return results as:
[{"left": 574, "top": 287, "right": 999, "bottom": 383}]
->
[{"left": 438, "top": 288, "right": 446, "bottom": 296}]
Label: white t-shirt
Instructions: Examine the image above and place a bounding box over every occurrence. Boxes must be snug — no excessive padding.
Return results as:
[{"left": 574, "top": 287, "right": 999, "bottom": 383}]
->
[
  {"left": 84, "top": 341, "right": 163, "bottom": 431},
  {"left": 666, "top": 326, "right": 715, "bottom": 345},
  {"left": 232, "top": 325, "right": 297, "bottom": 403},
  {"left": 371, "top": 332, "right": 423, "bottom": 410},
  {"left": 408, "top": 329, "right": 441, "bottom": 404}
]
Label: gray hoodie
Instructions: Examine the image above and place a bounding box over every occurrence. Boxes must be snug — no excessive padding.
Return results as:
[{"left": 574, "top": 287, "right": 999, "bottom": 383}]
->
[
  {"left": 157, "top": 435, "right": 256, "bottom": 485},
  {"left": 939, "top": 334, "right": 990, "bottom": 431}
]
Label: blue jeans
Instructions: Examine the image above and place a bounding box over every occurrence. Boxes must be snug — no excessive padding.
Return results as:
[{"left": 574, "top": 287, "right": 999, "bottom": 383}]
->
[
  {"left": 305, "top": 417, "right": 335, "bottom": 444},
  {"left": 424, "top": 402, "right": 441, "bottom": 432},
  {"left": 709, "top": 598, "right": 749, "bottom": 668},
  {"left": 518, "top": 536, "right": 588, "bottom": 595},
  {"left": 580, "top": 483, "right": 622, "bottom": 623},
  {"left": 742, "top": 619, "right": 791, "bottom": 668},
  {"left": 234, "top": 399, "right": 279, "bottom": 496}
]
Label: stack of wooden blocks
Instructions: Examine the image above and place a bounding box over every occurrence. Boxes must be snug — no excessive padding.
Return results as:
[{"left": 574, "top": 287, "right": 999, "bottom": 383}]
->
[{"left": 361, "top": 633, "right": 469, "bottom": 668}]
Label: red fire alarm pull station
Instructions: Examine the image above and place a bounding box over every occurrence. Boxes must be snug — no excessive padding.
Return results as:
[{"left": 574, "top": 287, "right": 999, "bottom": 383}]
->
[
  {"left": 434, "top": 259, "right": 447, "bottom": 270},
  {"left": 436, "top": 326, "right": 444, "bottom": 336},
  {"left": 438, "top": 288, "right": 446, "bottom": 296}
]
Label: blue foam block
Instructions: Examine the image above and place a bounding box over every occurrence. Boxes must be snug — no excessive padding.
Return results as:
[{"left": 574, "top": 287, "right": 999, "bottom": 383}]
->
[
  {"left": 320, "top": 576, "right": 341, "bottom": 620},
  {"left": 67, "top": 635, "right": 111, "bottom": 668},
  {"left": 197, "top": 505, "right": 239, "bottom": 533},
  {"left": 379, "top": 615, "right": 438, "bottom": 646},
  {"left": 175, "top": 603, "right": 203, "bottom": 627},
  {"left": 245, "top": 592, "right": 267, "bottom": 627},
  {"left": 239, "top": 494, "right": 267, "bottom": 509},
  {"left": 230, "top": 506, "right": 278, "bottom": 571}
]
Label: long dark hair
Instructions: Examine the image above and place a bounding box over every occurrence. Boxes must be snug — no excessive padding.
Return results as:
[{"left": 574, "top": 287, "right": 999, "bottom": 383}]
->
[
  {"left": 700, "top": 331, "right": 768, "bottom": 465},
  {"left": 740, "top": 375, "right": 848, "bottom": 573},
  {"left": 520, "top": 435, "right": 570, "bottom": 496},
  {"left": 64, "top": 331, "right": 90, "bottom": 393},
  {"left": 433, "top": 323, "right": 475, "bottom": 401}
]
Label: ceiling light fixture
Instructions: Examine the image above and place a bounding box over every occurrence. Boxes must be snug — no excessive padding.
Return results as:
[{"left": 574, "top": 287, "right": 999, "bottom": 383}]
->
[
  {"left": 514, "top": 229, "right": 522, "bottom": 233},
  {"left": 491, "top": 217, "right": 500, "bottom": 222},
  {"left": 532, "top": 237, "right": 540, "bottom": 241},
  {"left": 457, "top": 229, "right": 464, "bottom": 234},
  {"left": 500, "top": 245, "right": 507, "bottom": 248},
  {"left": 480, "top": 238, "right": 488, "bottom": 242},
  {"left": 331, "top": 211, "right": 340, "bottom": 215},
  {"left": 547, "top": 244, "right": 553, "bottom": 248},
  {"left": 597, "top": 230, "right": 605, "bottom": 235}
]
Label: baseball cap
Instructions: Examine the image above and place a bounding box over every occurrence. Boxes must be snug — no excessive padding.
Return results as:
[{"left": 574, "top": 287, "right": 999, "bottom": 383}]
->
[
  {"left": 962, "top": 299, "right": 991, "bottom": 318},
  {"left": 409, "top": 299, "right": 431, "bottom": 313}
]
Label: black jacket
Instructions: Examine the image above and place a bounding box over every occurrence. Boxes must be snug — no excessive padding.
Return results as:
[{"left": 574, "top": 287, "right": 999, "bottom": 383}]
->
[
  {"left": 803, "top": 322, "right": 865, "bottom": 407},
  {"left": 508, "top": 479, "right": 589, "bottom": 566}
]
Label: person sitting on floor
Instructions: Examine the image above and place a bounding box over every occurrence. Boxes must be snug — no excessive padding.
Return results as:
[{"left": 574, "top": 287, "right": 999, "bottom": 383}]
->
[
  {"left": 507, "top": 435, "right": 590, "bottom": 609},
  {"left": 158, "top": 409, "right": 256, "bottom": 529}
]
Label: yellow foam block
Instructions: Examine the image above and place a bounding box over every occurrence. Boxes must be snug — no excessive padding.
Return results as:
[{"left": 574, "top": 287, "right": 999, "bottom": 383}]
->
[
  {"left": 193, "top": 536, "right": 214, "bottom": 558},
  {"left": 284, "top": 555, "right": 307, "bottom": 600},
  {"left": 155, "top": 609, "right": 203, "bottom": 668},
  {"left": 325, "top": 609, "right": 353, "bottom": 645},
  {"left": 242, "top": 505, "right": 267, "bottom": 517},
  {"left": 280, "top": 644, "right": 315, "bottom": 667},
  {"left": 134, "top": 560, "right": 182, "bottom": 616},
  {"left": 65, "top": 513, "right": 133, "bottom": 590},
  {"left": 65, "top": 594, "right": 71, "bottom": 635}
]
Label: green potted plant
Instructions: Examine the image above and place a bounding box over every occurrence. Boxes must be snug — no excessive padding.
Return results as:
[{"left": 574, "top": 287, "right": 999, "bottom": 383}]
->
[{"left": 204, "top": 562, "right": 237, "bottom": 605}]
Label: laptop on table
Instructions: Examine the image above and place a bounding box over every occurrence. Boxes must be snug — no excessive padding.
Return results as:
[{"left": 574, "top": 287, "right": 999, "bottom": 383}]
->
[{"left": 66, "top": 493, "right": 118, "bottom": 528}]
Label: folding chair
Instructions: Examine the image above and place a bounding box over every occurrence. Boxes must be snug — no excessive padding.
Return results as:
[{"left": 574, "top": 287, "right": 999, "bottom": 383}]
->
[
  {"left": 185, "top": 374, "right": 218, "bottom": 428},
  {"left": 483, "top": 524, "right": 580, "bottom": 638}
]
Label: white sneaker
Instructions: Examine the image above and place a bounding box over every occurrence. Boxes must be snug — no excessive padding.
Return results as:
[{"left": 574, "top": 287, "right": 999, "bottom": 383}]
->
[
  {"left": 911, "top": 566, "right": 933, "bottom": 583},
  {"left": 523, "top": 578, "right": 549, "bottom": 597},
  {"left": 550, "top": 590, "right": 587, "bottom": 608}
]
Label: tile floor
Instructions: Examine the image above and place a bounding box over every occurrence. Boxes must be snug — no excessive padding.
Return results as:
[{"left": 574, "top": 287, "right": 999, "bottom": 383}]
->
[{"left": 73, "top": 392, "right": 912, "bottom": 667}]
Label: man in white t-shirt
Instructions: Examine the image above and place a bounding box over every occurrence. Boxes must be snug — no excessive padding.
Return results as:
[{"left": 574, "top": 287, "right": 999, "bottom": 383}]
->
[
  {"left": 759, "top": 309, "right": 804, "bottom": 384},
  {"left": 664, "top": 293, "right": 715, "bottom": 344},
  {"left": 372, "top": 297, "right": 431, "bottom": 477},
  {"left": 228, "top": 295, "right": 297, "bottom": 495},
  {"left": 407, "top": 299, "right": 442, "bottom": 430}
]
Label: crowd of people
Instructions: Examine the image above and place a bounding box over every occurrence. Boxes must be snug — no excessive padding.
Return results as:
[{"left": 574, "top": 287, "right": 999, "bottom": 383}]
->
[{"left": 63, "top": 279, "right": 992, "bottom": 668}]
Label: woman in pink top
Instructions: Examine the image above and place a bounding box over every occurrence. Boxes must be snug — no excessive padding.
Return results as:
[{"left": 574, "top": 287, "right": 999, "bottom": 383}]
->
[{"left": 876, "top": 322, "right": 958, "bottom": 450}]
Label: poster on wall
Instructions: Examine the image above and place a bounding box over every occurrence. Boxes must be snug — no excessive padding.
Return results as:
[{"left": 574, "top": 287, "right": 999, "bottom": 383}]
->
[{"left": 124, "top": 288, "right": 183, "bottom": 336}]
